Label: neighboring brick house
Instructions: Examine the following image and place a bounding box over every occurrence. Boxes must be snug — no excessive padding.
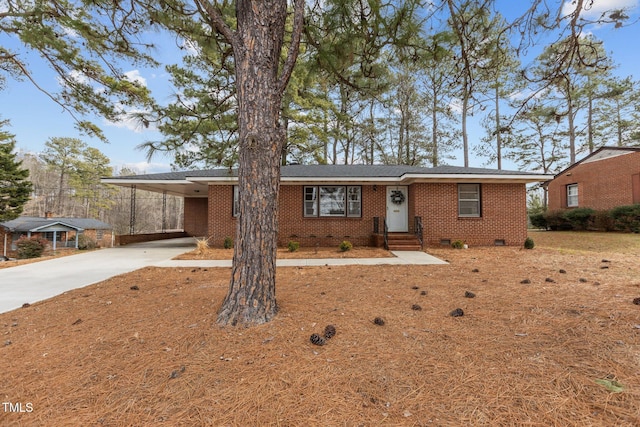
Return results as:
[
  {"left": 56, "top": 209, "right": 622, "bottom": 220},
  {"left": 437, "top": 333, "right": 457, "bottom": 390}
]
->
[
  {"left": 547, "top": 147, "right": 640, "bottom": 211},
  {"left": 1, "top": 216, "right": 114, "bottom": 257},
  {"left": 104, "top": 165, "right": 551, "bottom": 249}
]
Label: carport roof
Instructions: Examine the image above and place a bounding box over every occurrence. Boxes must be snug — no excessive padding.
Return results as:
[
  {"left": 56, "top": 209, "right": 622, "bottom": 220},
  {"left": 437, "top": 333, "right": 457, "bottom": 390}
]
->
[{"left": 102, "top": 165, "right": 553, "bottom": 197}]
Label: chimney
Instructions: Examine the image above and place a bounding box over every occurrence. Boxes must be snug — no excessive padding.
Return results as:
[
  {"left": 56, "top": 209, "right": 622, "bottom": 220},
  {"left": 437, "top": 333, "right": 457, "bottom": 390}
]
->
[{"left": 45, "top": 211, "right": 54, "bottom": 219}]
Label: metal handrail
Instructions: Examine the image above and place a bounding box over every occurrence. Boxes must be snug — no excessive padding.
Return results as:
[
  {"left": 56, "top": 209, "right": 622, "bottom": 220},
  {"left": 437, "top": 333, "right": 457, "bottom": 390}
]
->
[
  {"left": 383, "top": 217, "right": 389, "bottom": 250},
  {"left": 414, "top": 216, "right": 424, "bottom": 250}
]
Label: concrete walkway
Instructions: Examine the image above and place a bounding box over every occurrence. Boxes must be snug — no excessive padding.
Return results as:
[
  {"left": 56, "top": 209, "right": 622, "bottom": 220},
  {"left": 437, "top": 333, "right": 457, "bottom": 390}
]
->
[
  {"left": 0, "top": 238, "right": 446, "bottom": 314},
  {"left": 154, "top": 251, "right": 447, "bottom": 268}
]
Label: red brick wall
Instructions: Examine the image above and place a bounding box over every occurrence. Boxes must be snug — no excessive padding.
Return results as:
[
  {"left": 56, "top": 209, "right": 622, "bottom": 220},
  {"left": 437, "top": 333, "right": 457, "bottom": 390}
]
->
[
  {"left": 81, "top": 229, "right": 114, "bottom": 248},
  {"left": 548, "top": 151, "right": 640, "bottom": 211},
  {"left": 1, "top": 227, "right": 12, "bottom": 257},
  {"left": 205, "top": 182, "right": 528, "bottom": 248},
  {"left": 278, "top": 185, "right": 386, "bottom": 247},
  {"left": 184, "top": 197, "right": 208, "bottom": 237},
  {"left": 412, "top": 183, "right": 528, "bottom": 247},
  {"left": 208, "top": 186, "right": 236, "bottom": 247}
]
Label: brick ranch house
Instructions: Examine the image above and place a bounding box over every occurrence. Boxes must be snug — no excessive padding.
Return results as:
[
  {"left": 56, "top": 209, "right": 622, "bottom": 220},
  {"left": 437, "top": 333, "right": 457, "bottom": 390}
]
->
[
  {"left": 103, "top": 165, "right": 552, "bottom": 249},
  {"left": 546, "top": 146, "right": 640, "bottom": 211},
  {"left": 1, "top": 215, "right": 114, "bottom": 258}
]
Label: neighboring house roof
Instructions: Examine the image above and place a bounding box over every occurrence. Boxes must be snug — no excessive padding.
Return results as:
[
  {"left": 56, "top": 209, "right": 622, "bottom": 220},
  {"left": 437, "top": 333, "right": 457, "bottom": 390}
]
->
[
  {"left": 0, "top": 217, "right": 113, "bottom": 233},
  {"left": 552, "top": 146, "right": 640, "bottom": 178},
  {"left": 103, "top": 165, "right": 554, "bottom": 197}
]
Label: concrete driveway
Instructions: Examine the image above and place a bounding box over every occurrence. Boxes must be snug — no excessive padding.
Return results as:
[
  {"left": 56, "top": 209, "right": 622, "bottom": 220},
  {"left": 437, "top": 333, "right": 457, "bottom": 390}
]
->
[
  {"left": 0, "top": 238, "right": 446, "bottom": 315},
  {"left": 0, "top": 238, "right": 196, "bottom": 314}
]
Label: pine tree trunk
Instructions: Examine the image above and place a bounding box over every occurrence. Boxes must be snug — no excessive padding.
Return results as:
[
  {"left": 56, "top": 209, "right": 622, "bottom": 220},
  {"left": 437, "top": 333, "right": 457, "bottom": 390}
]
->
[{"left": 216, "top": 0, "right": 289, "bottom": 326}]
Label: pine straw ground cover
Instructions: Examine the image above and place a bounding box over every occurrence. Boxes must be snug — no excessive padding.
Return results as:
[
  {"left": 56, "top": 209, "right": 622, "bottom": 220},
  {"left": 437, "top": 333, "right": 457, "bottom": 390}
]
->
[{"left": 1, "top": 231, "right": 640, "bottom": 426}]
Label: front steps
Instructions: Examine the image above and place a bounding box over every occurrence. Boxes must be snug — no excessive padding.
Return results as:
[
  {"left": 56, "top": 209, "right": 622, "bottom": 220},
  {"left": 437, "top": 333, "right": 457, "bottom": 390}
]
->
[{"left": 386, "top": 233, "right": 422, "bottom": 251}]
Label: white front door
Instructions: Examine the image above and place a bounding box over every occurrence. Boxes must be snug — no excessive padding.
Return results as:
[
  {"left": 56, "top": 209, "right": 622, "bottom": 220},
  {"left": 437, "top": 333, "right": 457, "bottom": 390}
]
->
[{"left": 386, "top": 186, "right": 408, "bottom": 232}]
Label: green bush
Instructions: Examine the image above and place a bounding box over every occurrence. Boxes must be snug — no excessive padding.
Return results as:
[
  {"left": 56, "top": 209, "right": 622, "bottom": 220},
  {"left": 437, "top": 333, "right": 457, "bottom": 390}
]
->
[
  {"left": 287, "top": 240, "right": 300, "bottom": 252},
  {"left": 16, "top": 236, "right": 48, "bottom": 259},
  {"left": 77, "top": 234, "right": 97, "bottom": 250},
  {"left": 543, "top": 210, "right": 572, "bottom": 231},
  {"left": 529, "top": 213, "right": 547, "bottom": 229},
  {"left": 451, "top": 239, "right": 464, "bottom": 249},
  {"left": 590, "top": 210, "right": 616, "bottom": 231},
  {"left": 524, "top": 237, "right": 535, "bottom": 249},
  {"left": 223, "top": 236, "right": 234, "bottom": 249},
  {"left": 610, "top": 204, "right": 640, "bottom": 233},
  {"left": 339, "top": 240, "right": 353, "bottom": 252},
  {"left": 562, "top": 208, "right": 595, "bottom": 230}
]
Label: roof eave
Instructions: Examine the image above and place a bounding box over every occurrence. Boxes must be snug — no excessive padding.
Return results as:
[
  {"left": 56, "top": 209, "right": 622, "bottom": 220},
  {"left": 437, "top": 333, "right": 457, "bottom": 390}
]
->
[
  {"left": 102, "top": 179, "right": 189, "bottom": 185},
  {"left": 188, "top": 174, "right": 553, "bottom": 185},
  {"left": 402, "top": 173, "right": 555, "bottom": 183}
]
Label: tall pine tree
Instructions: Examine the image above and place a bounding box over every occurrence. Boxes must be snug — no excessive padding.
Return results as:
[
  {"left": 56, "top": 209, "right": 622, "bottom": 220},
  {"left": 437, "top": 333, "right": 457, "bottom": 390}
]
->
[{"left": 0, "top": 121, "right": 33, "bottom": 221}]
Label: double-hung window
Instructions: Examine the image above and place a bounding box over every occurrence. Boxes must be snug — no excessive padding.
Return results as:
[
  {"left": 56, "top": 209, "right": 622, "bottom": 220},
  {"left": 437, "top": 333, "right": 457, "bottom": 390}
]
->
[
  {"left": 566, "top": 184, "right": 578, "bottom": 207},
  {"left": 458, "top": 184, "right": 481, "bottom": 217},
  {"left": 304, "top": 186, "right": 361, "bottom": 217},
  {"left": 232, "top": 185, "right": 240, "bottom": 217}
]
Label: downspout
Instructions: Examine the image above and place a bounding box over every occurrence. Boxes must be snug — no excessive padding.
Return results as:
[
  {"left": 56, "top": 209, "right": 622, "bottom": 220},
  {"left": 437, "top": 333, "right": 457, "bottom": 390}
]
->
[{"left": 3, "top": 233, "right": 7, "bottom": 258}]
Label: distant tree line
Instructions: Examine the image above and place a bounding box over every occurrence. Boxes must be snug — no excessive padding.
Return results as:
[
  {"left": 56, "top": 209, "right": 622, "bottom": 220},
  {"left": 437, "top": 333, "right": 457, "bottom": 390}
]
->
[{"left": 15, "top": 136, "right": 183, "bottom": 235}]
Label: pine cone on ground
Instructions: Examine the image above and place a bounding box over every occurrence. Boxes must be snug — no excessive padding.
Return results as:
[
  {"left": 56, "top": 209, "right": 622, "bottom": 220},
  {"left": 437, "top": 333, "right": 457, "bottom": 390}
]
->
[
  {"left": 450, "top": 308, "right": 464, "bottom": 317},
  {"left": 310, "top": 333, "right": 326, "bottom": 346},
  {"left": 324, "top": 324, "right": 336, "bottom": 339}
]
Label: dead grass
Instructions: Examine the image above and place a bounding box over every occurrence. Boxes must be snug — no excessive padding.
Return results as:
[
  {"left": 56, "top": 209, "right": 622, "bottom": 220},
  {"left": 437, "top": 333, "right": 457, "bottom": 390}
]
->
[{"left": 1, "top": 231, "right": 640, "bottom": 426}]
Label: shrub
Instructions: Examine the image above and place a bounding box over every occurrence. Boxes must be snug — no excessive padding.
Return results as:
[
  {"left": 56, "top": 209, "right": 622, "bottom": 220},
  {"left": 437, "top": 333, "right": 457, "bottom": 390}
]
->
[
  {"left": 195, "top": 237, "right": 209, "bottom": 255},
  {"left": 529, "top": 213, "right": 547, "bottom": 229},
  {"left": 339, "top": 240, "right": 353, "bottom": 252},
  {"left": 562, "top": 207, "right": 595, "bottom": 230},
  {"left": 16, "top": 236, "right": 48, "bottom": 259},
  {"left": 590, "top": 210, "right": 616, "bottom": 231},
  {"left": 524, "top": 237, "right": 535, "bottom": 249},
  {"left": 543, "top": 210, "right": 572, "bottom": 231},
  {"left": 77, "top": 234, "right": 97, "bottom": 250},
  {"left": 610, "top": 204, "right": 640, "bottom": 233},
  {"left": 451, "top": 240, "right": 464, "bottom": 249},
  {"left": 287, "top": 240, "right": 300, "bottom": 252},
  {"left": 223, "top": 236, "right": 234, "bottom": 249}
]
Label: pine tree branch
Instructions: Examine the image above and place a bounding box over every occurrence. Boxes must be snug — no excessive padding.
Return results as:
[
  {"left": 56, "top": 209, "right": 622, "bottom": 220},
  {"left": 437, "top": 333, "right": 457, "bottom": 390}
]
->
[{"left": 278, "top": 0, "right": 305, "bottom": 94}]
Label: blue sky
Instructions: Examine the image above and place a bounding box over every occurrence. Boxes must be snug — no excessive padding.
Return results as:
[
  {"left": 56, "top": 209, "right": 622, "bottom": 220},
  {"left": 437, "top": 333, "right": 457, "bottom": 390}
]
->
[{"left": 2, "top": 0, "right": 639, "bottom": 174}]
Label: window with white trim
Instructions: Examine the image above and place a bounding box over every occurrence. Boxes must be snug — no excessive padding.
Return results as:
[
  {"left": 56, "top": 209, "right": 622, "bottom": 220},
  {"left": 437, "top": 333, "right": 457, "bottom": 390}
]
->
[
  {"left": 304, "top": 186, "right": 361, "bottom": 217},
  {"left": 566, "top": 184, "right": 578, "bottom": 207},
  {"left": 458, "top": 184, "right": 481, "bottom": 217},
  {"left": 232, "top": 185, "right": 240, "bottom": 217}
]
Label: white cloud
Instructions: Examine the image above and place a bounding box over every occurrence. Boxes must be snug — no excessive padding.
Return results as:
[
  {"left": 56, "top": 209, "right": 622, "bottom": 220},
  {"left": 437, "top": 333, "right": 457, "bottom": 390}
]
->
[
  {"left": 103, "top": 108, "right": 156, "bottom": 133},
  {"left": 181, "top": 39, "right": 200, "bottom": 56},
  {"left": 67, "top": 70, "right": 90, "bottom": 85},
  {"left": 119, "top": 161, "right": 172, "bottom": 174},
  {"left": 123, "top": 70, "right": 147, "bottom": 87},
  {"left": 562, "top": 0, "right": 639, "bottom": 20}
]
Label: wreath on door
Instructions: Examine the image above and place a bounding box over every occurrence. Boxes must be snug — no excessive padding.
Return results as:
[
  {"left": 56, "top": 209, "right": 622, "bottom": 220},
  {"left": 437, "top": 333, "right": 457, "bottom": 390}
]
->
[{"left": 390, "top": 190, "right": 405, "bottom": 205}]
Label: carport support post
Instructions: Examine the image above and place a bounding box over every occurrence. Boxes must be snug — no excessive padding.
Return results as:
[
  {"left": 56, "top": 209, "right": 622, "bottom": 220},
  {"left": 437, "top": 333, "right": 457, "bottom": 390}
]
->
[
  {"left": 162, "top": 190, "right": 167, "bottom": 233},
  {"left": 129, "top": 185, "right": 137, "bottom": 235}
]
